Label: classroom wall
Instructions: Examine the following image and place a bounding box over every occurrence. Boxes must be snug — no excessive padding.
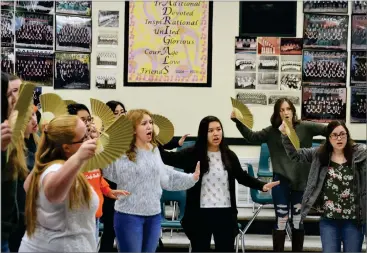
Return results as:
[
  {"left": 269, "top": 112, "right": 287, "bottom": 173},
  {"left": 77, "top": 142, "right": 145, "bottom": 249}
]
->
[{"left": 43, "top": 1, "right": 366, "bottom": 159}]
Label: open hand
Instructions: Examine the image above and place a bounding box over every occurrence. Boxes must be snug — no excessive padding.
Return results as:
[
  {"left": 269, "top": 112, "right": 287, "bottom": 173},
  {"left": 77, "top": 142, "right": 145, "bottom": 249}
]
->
[
  {"left": 107, "top": 189, "right": 130, "bottom": 200},
  {"left": 178, "top": 134, "right": 190, "bottom": 146},
  {"left": 193, "top": 161, "right": 200, "bottom": 181},
  {"left": 262, "top": 180, "right": 280, "bottom": 192},
  {"left": 1, "top": 121, "right": 12, "bottom": 151}
]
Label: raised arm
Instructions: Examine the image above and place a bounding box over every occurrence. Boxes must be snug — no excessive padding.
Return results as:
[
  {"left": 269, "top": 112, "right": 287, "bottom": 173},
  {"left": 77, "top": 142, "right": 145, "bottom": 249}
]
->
[
  {"left": 231, "top": 118, "right": 271, "bottom": 144},
  {"left": 159, "top": 147, "right": 197, "bottom": 173},
  {"left": 303, "top": 121, "right": 327, "bottom": 137},
  {"left": 42, "top": 139, "right": 97, "bottom": 204},
  {"left": 160, "top": 139, "right": 180, "bottom": 150},
  {"left": 281, "top": 134, "right": 316, "bottom": 164}
]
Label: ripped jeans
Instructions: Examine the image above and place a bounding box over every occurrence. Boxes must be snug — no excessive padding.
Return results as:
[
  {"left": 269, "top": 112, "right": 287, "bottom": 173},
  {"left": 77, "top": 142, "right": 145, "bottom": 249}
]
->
[{"left": 272, "top": 173, "right": 303, "bottom": 231}]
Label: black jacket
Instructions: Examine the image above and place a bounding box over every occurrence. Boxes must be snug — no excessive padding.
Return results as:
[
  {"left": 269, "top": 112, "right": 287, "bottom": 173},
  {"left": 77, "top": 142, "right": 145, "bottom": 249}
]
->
[
  {"left": 1, "top": 151, "right": 19, "bottom": 241},
  {"left": 160, "top": 147, "right": 266, "bottom": 240}
]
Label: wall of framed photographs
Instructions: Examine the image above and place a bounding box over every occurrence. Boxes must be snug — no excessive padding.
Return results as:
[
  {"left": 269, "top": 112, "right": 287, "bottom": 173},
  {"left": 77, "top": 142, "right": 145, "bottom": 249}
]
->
[
  {"left": 1, "top": 1, "right": 365, "bottom": 155},
  {"left": 235, "top": 1, "right": 366, "bottom": 129},
  {"left": 1, "top": 0, "right": 93, "bottom": 90}
]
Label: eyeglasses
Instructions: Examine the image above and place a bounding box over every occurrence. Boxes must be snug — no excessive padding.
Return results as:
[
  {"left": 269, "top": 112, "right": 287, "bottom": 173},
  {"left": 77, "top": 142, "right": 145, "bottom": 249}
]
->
[{"left": 329, "top": 132, "right": 347, "bottom": 140}]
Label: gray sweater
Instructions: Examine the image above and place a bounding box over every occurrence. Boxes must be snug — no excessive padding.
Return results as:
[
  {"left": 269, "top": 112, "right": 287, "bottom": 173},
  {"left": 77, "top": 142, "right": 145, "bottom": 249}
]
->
[{"left": 103, "top": 146, "right": 197, "bottom": 216}]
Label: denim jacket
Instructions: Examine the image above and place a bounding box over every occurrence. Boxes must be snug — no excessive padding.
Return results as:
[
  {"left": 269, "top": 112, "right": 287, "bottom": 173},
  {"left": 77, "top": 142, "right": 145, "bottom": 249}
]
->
[{"left": 282, "top": 135, "right": 366, "bottom": 225}]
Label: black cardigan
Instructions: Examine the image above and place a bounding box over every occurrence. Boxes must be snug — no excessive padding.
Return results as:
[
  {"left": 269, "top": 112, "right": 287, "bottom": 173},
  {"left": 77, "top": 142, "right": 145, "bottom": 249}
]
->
[{"left": 160, "top": 147, "right": 266, "bottom": 239}]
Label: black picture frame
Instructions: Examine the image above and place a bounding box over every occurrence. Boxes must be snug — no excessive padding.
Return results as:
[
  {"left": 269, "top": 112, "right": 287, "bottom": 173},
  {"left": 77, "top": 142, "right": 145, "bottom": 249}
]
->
[
  {"left": 123, "top": 1, "right": 213, "bottom": 87},
  {"left": 54, "top": 52, "right": 91, "bottom": 90}
]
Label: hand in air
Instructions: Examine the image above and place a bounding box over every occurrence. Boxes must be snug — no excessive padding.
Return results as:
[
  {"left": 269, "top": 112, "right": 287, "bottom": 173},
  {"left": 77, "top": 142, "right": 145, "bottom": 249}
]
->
[
  {"left": 193, "top": 161, "right": 200, "bottom": 181},
  {"left": 1, "top": 121, "right": 12, "bottom": 151},
  {"left": 278, "top": 120, "right": 290, "bottom": 136},
  {"left": 178, "top": 134, "right": 190, "bottom": 146},
  {"left": 107, "top": 189, "right": 131, "bottom": 200},
  {"left": 230, "top": 110, "right": 236, "bottom": 119},
  {"left": 75, "top": 139, "right": 97, "bottom": 161},
  {"left": 262, "top": 180, "right": 280, "bottom": 192},
  {"left": 88, "top": 122, "right": 100, "bottom": 139}
]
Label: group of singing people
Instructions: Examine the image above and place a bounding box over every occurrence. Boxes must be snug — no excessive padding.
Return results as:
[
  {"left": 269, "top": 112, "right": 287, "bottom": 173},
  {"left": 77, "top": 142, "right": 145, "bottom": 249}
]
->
[{"left": 1, "top": 72, "right": 366, "bottom": 253}]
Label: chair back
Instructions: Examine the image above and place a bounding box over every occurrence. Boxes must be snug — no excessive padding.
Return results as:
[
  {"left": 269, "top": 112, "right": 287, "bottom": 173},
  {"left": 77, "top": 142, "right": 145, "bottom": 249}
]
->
[
  {"left": 246, "top": 164, "right": 259, "bottom": 201},
  {"left": 258, "top": 143, "right": 270, "bottom": 172},
  {"left": 160, "top": 190, "right": 186, "bottom": 220},
  {"left": 312, "top": 142, "right": 321, "bottom": 148},
  {"left": 176, "top": 141, "right": 195, "bottom": 151}
]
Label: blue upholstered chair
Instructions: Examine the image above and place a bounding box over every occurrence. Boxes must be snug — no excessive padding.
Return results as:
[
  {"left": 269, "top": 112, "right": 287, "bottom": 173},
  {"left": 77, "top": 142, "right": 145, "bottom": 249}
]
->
[{"left": 257, "top": 143, "right": 273, "bottom": 178}]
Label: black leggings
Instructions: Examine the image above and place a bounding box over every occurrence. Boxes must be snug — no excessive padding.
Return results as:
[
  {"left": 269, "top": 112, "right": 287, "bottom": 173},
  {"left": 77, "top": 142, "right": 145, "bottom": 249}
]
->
[{"left": 190, "top": 208, "right": 236, "bottom": 252}]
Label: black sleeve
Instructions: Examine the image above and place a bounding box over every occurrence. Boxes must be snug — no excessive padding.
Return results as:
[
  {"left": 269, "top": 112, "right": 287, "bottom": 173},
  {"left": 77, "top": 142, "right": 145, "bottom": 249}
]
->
[
  {"left": 230, "top": 151, "right": 266, "bottom": 191},
  {"left": 2, "top": 151, "right": 6, "bottom": 172},
  {"left": 160, "top": 138, "right": 180, "bottom": 150},
  {"left": 159, "top": 147, "right": 197, "bottom": 173}
]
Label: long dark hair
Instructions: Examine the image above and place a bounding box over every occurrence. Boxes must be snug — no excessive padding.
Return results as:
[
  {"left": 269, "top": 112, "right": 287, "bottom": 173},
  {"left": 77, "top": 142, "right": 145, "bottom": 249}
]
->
[
  {"left": 318, "top": 120, "right": 355, "bottom": 166},
  {"left": 106, "top": 100, "right": 126, "bottom": 112},
  {"left": 270, "top": 98, "right": 299, "bottom": 128},
  {"left": 194, "top": 116, "right": 232, "bottom": 175},
  {"left": 1, "top": 72, "right": 10, "bottom": 122},
  {"left": 67, "top": 103, "right": 90, "bottom": 115}
]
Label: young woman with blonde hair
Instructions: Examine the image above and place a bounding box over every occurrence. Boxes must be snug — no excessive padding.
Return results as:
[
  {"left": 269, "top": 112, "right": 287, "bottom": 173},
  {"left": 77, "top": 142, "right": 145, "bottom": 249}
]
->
[
  {"left": 9, "top": 106, "right": 40, "bottom": 252},
  {"left": 103, "top": 109, "right": 200, "bottom": 252},
  {"left": 19, "top": 115, "right": 99, "bottom": 252}
]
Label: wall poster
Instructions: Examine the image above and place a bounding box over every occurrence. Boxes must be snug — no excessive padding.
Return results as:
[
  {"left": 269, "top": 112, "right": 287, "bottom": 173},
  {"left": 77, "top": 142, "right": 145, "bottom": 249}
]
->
[{"left": 123, "top": 1, "right": 213, "bottom": 87}]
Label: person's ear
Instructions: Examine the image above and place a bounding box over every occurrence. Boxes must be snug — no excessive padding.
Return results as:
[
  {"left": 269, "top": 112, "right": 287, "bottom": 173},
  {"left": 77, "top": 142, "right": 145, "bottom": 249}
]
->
[{"left": 62, "top": 144, "right": 71, "bottom": 154}]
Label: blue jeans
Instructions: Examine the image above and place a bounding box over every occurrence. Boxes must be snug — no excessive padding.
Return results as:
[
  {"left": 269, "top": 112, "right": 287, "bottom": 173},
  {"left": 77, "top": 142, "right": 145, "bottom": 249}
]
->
[
  {"left": 114, "top": 211, "right": 161, "bottom": 252},
  {"left": 272, "top": 173, "right": 304, "bottom": 230},
  {"left": 320, "top": 217, "right": 365, "bottom": 252},
  {"left": 2, "top": 240, "right": 9, "bottom": 253}
]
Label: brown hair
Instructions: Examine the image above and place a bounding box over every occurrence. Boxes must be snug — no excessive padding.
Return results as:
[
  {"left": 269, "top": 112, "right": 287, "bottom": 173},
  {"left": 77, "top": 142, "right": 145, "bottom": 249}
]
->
[
  {"left": 125, "top": 109, "right": 157, "bottom": 162},
  {"left": 270, "top": 97, "right": 299, "bottom": 128},
  {"left": 317, "top": 120, "right": 355, "bottom": 167},
  {"left": 25, "top": 115, "right": 92, "bottom": 237}
]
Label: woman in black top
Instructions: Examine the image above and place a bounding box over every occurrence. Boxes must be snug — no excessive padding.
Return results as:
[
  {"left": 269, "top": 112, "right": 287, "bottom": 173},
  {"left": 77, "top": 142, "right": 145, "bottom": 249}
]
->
[{"left": 160, "top": 116, "right": 279, "bottom": 252}]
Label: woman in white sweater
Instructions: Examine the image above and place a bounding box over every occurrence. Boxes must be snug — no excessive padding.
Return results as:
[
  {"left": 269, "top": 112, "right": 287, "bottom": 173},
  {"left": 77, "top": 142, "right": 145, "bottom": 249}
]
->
[
  {"left": 19, "top": 115, "right": 99, "bottom": 252},
  {"left": 103, "top": 109, "right": 199, "bottom": 253}
]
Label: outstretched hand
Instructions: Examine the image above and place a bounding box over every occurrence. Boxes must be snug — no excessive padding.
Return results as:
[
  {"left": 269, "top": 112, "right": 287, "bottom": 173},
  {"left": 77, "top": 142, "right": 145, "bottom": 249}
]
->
[
  {"left": 262, "top": 180, "right": 280, "bottom": 192},
  {"left": 193, "top": 161, "right": 200, "bottom": 181},
  {"left": 107, "top": 189, "right": 131, "bottom": 200}
]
